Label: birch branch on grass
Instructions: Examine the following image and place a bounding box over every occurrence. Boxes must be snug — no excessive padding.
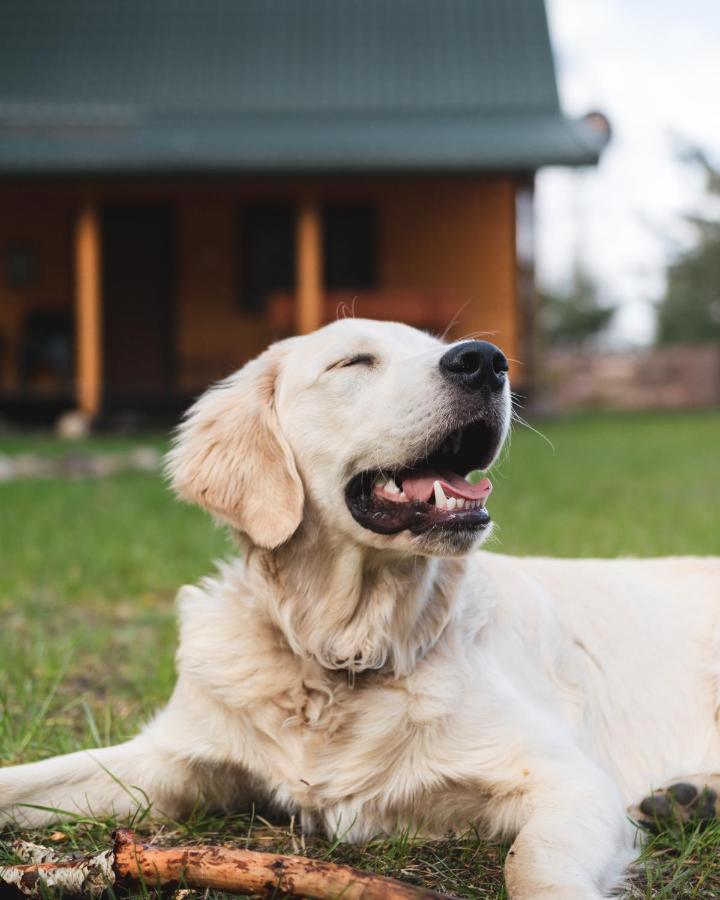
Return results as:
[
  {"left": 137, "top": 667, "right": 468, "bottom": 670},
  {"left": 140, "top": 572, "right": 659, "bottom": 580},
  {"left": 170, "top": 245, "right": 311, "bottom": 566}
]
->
[{"left": 0, "top": 828, "right": 457, "bottom": 899}]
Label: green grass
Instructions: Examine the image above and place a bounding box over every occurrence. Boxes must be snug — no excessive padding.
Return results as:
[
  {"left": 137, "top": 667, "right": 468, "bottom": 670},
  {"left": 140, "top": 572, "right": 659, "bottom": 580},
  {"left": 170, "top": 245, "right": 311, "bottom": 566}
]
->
[
  {"left": 1, "top": 409, "right": 719, "bottom": 898},
  {"left": 489, "top": 409, "right": 720, "bottom": 557}
]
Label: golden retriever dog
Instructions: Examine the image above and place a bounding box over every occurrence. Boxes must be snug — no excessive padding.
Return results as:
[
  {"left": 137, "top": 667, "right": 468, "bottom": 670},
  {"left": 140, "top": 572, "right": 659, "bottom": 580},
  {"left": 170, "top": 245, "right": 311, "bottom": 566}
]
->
[{"left": 1, "top": 319, "right": 719, "bottom": 899}]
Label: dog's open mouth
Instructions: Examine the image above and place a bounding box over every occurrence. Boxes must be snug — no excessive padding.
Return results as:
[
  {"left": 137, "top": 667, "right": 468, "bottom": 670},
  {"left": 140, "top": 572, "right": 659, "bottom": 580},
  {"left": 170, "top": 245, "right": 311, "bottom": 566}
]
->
[{"left": 345, "top": 419, "right": 501, "bottom": 536}]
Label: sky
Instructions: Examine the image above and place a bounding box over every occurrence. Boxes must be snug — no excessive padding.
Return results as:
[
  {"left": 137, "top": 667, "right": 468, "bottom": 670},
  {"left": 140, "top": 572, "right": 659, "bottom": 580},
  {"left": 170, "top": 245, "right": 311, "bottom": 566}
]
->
[{"left": 537, "top": 0, "right": 720, "bottom": 344}]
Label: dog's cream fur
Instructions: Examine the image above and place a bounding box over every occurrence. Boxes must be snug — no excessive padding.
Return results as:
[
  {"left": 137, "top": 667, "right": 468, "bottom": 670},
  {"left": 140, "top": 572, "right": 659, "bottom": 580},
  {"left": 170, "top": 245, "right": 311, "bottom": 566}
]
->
[{"left": 1, "top": 319, "right": 719, "bottom": 899}]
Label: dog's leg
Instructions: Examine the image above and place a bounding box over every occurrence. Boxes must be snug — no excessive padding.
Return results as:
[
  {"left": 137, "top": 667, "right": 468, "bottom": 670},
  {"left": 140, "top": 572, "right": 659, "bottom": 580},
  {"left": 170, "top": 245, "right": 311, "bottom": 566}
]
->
[
  {"left": 501, "top": 761, "right": 635, "bottom": 900},
  {"left": 0, "top": 729, "right": 200, "bottom": 828},
  {"left": 630, "top": 773, "right": 720, "bottom": 831}
]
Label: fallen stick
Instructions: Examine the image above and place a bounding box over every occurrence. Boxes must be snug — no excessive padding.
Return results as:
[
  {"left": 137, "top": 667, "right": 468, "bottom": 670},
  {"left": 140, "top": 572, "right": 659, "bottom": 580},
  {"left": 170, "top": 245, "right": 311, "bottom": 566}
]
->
[{"left": 0, "top": 828, "right": 457, "bottom": 899}]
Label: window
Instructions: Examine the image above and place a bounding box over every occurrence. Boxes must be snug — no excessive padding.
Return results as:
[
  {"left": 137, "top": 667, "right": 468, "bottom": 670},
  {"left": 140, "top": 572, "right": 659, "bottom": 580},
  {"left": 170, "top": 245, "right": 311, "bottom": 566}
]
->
[
  {"left": 237, "top": 202, "right": 378, "bottom": 314},
  {"left": 322, "top": 204, "right": 377, "bottom": 291},
  {"left": 238, "top": 204, "right": 295, "bottom": 314}
]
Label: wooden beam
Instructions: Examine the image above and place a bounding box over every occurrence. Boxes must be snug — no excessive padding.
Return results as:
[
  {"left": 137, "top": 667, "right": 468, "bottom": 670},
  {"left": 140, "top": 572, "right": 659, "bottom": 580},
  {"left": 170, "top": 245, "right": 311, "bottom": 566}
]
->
[
  {"left": 74, "top": 202, "right": 102, "bottom": 417},
  {"left": 296, "top": 195, "right": 323, "bottom": 334}
]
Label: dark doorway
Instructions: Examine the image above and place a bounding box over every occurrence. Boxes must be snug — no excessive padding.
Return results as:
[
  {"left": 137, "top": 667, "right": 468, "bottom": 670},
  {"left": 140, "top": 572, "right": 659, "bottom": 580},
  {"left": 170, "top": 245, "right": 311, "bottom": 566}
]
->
[{"left": 101, "top": 204, "right": 176, "bottom": 403}]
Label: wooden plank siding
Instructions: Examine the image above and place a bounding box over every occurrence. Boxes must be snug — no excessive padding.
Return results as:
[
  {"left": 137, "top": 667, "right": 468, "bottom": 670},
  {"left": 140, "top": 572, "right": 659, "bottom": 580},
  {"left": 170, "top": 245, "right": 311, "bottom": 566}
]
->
[
  {"left": 174, "top": 178, "right": 522, "bottom": 389},
  {"left": 0, "top": 194, "right": 74, "bottom": 395},
  {"left": 0, "top": 177, "right": 523, "bottom": 415}
]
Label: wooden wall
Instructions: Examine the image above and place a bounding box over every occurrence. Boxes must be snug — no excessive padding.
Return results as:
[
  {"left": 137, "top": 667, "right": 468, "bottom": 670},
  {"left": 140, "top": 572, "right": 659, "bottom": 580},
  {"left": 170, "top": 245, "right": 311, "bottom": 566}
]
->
[
  {"left": 175, "top": 195, "right": 277, "bottom": 391},
  {"left": 379, "top": 179, "right": 517, "bottom": 361},
  {"left": 174, "top": 177, "right": 519, "bottom": 389},
  {"left": 0, "top": 197, "right": 74, "bottom": 392},
  {"left": 0, "top": 176, "right": 521, "bottom": 399}
]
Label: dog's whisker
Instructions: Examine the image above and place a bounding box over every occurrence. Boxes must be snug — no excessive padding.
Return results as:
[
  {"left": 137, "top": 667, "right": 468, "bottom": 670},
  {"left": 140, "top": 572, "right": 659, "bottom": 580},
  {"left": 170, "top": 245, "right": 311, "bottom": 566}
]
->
[
  {"left": 436, "top": 300, "right": 473, "bottom": 342},
  {"left": 450, "top": 329, "right": 501, "bottom": 343},
  {"left": 511, "top": 413, "right": 555, "bottom": 453}
]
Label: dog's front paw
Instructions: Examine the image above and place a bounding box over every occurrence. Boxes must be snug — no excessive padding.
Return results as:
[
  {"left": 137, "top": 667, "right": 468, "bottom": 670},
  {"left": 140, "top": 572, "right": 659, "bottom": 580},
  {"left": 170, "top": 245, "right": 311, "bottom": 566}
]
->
[{"left": 631, "top": 779, "right": 719, "bottom": 832}]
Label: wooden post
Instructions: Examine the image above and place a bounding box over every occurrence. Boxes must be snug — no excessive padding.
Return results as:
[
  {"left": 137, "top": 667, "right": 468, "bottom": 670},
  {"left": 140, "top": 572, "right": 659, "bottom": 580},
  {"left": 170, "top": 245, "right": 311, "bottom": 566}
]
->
[
  {"left": 296, "top": 194, "right": 323, "bottom": 334},
  {"left": 74, "top": 202, "right": 102, "bottom": 417}
]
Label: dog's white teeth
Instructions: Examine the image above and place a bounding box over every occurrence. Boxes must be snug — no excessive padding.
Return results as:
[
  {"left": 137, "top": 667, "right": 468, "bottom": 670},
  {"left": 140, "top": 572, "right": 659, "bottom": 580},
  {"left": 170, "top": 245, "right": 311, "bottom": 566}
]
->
[
  {"left": 446, "top": 496, "right": 457, "bottom": 510},
  {"left": 433, "top": 480, "right": 447, "bottom": 509},
  {"left": 399, "top": 491, "right": 407, "bottom": 500},
  {"left": 456, "top": 498, "right": 465, "bottom": 509},
  {"left": 385, "top": 478, "right": 400, "bottom": 494}
]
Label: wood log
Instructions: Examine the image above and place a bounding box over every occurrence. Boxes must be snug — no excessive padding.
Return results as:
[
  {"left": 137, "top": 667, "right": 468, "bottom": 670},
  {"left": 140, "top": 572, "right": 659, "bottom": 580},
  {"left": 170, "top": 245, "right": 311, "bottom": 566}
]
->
[
  {"left": 0, "top": 829, "right": 458, "bottom": 899},
  {"left": 112, "top": 828, "right": 453, "bottom": 898}
]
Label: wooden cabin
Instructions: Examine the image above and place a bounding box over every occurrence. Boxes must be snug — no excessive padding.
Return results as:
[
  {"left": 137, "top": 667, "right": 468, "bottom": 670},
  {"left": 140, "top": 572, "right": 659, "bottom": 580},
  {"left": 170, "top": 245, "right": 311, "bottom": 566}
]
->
[{"left": 0, "top": 0, "right": 607, "bottom": 423}]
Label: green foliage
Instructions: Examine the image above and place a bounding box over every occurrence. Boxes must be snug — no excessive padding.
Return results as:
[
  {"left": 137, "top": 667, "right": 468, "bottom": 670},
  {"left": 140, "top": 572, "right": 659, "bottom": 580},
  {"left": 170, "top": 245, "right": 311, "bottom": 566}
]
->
[
  {"left": 539, "top": 266, "right": 615, "bottom": 348},
  {"left": 657, "top": 151, "right": 720, "bottom": 344}
]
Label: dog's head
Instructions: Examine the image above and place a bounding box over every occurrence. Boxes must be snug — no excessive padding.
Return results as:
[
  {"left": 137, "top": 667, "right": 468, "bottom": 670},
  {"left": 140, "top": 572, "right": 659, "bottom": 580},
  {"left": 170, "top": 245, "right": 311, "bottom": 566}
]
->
[{"left": 167, "top": 319, "right": 511, "bottom": 556}]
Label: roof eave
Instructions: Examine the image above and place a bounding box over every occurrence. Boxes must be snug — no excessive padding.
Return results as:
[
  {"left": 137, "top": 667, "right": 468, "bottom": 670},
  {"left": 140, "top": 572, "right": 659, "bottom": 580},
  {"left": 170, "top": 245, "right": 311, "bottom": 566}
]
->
[{"left": 0, "top": 113, "right": 610, "bottom": 177}]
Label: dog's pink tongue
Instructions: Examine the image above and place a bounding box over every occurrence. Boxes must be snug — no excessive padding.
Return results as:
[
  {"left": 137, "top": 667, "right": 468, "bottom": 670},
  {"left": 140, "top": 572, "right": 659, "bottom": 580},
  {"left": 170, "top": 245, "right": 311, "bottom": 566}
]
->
[{"left": 402, "top": 469, "right": 492, "bottom": 502}]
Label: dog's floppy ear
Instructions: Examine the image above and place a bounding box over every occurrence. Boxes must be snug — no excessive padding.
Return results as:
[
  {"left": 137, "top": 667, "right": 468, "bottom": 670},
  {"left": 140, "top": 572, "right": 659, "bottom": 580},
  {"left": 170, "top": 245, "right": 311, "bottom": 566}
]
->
[{"left": 166, "top": 348, "right": 303, "bottom": 549}]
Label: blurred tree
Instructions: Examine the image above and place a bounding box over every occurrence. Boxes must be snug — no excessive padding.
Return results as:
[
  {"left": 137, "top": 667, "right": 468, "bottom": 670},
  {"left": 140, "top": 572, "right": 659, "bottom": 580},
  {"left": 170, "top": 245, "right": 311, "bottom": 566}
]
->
[
  {"left": 656, "top": 150, "right": 720, "bottom": 344},
  {"left": 539, "top": 266, "right": 615, "bottom": 347}
]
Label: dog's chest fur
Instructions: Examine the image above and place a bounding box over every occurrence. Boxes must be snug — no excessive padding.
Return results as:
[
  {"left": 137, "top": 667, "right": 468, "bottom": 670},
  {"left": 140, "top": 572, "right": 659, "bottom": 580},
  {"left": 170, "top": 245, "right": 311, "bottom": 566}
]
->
[
  {"left": 175, "top": 567, "right": 475, "bottom": 839},
  {"left": 262, "top": 664, "right": 452, "bottom": 830}
]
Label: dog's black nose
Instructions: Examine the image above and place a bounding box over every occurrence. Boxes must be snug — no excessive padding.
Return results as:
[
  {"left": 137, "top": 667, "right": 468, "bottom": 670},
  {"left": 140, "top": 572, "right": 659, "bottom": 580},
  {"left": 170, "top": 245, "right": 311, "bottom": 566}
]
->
[{"left": 439, "top": 340, "right": 508, "bottom": 392}]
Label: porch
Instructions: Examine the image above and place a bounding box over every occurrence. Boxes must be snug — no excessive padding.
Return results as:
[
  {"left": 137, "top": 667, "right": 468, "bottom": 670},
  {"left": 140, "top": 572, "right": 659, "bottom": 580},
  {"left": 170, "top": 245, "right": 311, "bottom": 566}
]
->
[{"left": 0, "top": 177, "right": 522, "bottom": 423}]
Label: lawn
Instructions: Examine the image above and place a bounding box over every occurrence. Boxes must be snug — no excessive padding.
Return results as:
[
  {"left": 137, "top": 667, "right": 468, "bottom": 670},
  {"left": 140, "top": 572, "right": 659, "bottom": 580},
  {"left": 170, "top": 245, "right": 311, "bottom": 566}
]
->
[{"left": 1, "top": 409, "right": 719, "bottom": 898}]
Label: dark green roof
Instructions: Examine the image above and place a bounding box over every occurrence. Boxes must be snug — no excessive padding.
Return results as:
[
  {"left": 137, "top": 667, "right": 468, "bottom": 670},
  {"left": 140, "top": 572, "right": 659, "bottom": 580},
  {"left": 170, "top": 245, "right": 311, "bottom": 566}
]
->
[{"left": 0, "top": 0, "right": 607, "bottom": 175}]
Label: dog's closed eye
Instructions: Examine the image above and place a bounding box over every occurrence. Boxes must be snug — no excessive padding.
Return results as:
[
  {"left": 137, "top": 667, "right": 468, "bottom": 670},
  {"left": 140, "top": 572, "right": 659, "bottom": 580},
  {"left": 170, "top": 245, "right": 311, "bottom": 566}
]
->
[{"left": 326, "top": 354, "right": 377, "bottom": 371}]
